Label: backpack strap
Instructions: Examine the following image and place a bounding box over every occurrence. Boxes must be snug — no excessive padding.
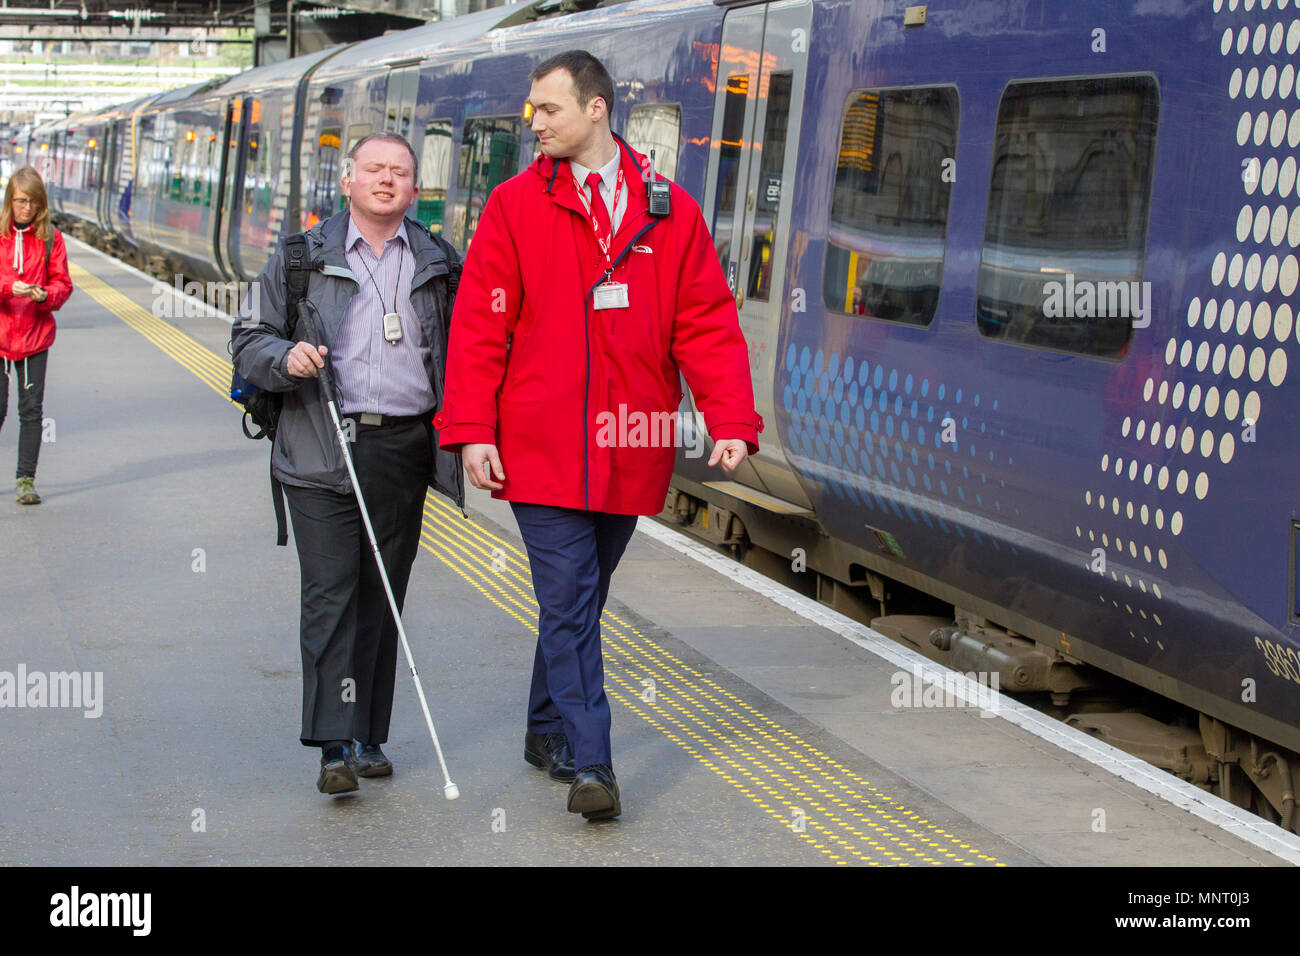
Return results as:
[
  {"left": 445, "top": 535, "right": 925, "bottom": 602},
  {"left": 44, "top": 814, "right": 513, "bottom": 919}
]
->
[
  {"left": 272, "top": 232, "right": 312, "bottom": 547},
  {"left": 271, "top": 460, "right": 289, "bottom": 547},
  {"left": 428, "top": 228, "right": 462, "bottom": 331},
  {"left": 284, "top": 232, "right": 311, "bottom": 338},
  {"left": 429, "top": 228, "right": 461, "bottom": 295},
  {"left": 44, "top": 230, "right": 53, "bottom": 271}
]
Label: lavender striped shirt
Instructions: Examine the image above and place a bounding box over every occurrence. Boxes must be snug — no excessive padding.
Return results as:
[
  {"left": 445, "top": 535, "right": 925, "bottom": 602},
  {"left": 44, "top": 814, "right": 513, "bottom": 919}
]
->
[{"left": 333, "top": 216, "right": 438, "bottom": 417}]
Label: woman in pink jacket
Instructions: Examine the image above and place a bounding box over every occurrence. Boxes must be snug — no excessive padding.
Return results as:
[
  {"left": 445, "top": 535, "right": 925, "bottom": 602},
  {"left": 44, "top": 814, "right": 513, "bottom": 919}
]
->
[{"left": 0, "top": 166, "right": 72, "bottom": 505}]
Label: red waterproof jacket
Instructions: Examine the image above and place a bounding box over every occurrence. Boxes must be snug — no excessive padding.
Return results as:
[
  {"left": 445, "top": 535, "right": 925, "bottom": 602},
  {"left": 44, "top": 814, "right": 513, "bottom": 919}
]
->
[
  {"left": 435, "top": 137, "right": 762, "bottom": 515},
  {"left": 0, "top": 227, "right": 72, "bottom": 361}
]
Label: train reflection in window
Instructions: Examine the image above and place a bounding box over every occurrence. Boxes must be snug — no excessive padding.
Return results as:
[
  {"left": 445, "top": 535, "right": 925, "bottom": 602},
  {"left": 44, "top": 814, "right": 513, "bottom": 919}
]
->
[
  {"left": 749, "top": 71, "right": 792, "bottom": 302},
  {"left": 308, "top": 127, "right": 342, "bottom": 226},
  {"left": 712, "top": 74, "right": 748, "bottom": 269},
  {"left": 456, "top": 116, "right": 520, "bottom": 248},
  {"left": 822, "top": 86, "right": 958, "bottom": 327},
  {"left": 419, "top": 119, "right": 453, "bottom": 234},
  {"left": 624, "top": 103, "right": 681, "bottom": 182},
  {"left": 976, "top": 75, "right": 1160, "bottom": 359}
]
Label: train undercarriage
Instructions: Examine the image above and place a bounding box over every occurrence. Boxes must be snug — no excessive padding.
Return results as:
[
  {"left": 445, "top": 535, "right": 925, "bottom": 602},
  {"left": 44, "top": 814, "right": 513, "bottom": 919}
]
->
[{"left": 659, "top": 476, "right": 1299, "bottom": 836}]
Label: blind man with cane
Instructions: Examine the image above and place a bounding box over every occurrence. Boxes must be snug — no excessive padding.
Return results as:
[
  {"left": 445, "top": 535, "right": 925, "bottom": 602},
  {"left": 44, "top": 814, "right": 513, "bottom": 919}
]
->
[
  {"left": 436, "top": 51, "right": 762, "bottom": 819},
  {"left": 232, "top": 132, "right": 464, "bottom": 795}
]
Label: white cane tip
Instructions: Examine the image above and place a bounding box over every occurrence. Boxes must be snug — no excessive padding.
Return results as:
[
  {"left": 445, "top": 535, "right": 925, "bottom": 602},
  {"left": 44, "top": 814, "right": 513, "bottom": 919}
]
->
[{"left": 444, "top": 782, "right": 460, "bottom": 800}]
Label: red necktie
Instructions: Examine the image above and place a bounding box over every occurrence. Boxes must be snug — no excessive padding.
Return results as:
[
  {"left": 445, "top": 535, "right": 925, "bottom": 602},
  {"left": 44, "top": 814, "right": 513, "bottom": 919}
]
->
[{"left": 584, "top": 171, "right": 613, "bottom": 246}]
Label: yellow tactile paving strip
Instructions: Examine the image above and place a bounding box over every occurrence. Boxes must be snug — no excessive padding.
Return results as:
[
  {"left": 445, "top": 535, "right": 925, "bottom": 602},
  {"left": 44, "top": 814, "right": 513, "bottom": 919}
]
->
[{"left": 72, "top": 258, "right": 1004, "bottom": 866}]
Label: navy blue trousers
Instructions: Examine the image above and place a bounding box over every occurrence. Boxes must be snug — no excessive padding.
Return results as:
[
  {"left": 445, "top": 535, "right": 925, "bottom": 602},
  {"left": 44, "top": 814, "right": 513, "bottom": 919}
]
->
[{"left": 510, "top": 503, "right": 638, "bottom": 770}]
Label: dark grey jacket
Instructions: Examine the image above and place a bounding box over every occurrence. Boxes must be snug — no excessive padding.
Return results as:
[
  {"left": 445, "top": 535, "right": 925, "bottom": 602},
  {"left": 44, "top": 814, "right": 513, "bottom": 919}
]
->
[{"left": 230, "top": 210, "right": 465, "bottom": 511}]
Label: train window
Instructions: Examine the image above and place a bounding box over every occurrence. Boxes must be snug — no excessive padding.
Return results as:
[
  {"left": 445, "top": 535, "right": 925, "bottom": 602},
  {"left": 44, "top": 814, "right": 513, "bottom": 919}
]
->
[
  {"left": 86, "top": 136, "right": 100, "bottom": 193},
  {"left": 624, "top": 103, "right": 680, "bottom": 181},
  {"left": 203, "top": 134, "right": 218, "bottom": 207},
  {"left": 822, "top": 86, "right": 958, "bottom": 326},
  {"left": 257, "top": 129, "right": 277, "bottom": 217},
  {"left": 180, "top": 128, "right": 200, "bottom": 205},
  {"left": 159, "top": 140, "right": 174, "bottom": 203},
  {"left": 418, "top": 119, "right": 453, "bottom": 234},
  {"left": 976, "top": 75, "right": 1159, "bottom": 358},
  {"left": 455, "top": 116, "right": 520, "bottom": 248},
  {"left": 243, "top": 119, "right": 259, "bottom": 214},
  {"left": 134, "top": 122, "right": 151, "bottom": 194},
  {"left": 748, "top": 72, "right": 792, "bottom": 302},
  {"left": 711, "top": 74, "right": 747, "bottom": 268},
  {"left": 307, "top": 126, "right": 342, "bottom": 227},
  {"left": 235, "top": 93, "right": 289, "bottom": 277},
  {"left": 140, "top": 125, "right": 156, "bottom": 197}
]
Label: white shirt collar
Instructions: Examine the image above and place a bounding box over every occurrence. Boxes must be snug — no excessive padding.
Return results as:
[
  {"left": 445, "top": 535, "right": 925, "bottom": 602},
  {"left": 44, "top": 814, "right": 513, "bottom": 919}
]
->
[
  {"left": 345, "top": 214, "right": 408, "bottom": 254},
  {"left": 569, "top": 147, "right": 621, "bottom": 197}
]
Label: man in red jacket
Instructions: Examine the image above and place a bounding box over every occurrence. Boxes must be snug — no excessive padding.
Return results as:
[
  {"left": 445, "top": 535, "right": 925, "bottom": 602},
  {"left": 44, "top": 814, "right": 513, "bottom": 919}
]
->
[{"left": 436, "top": 50, "right": 762, "bottom": 820}]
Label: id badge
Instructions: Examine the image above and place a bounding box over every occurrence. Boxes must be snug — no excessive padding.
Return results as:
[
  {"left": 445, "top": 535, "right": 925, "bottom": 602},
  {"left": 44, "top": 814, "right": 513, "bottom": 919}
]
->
[
  {"left": 382, "top": 311, "right": 403, "bottom": 343},
  {"left": 592, "top": 282, "right": 630, "bottom": 310}
]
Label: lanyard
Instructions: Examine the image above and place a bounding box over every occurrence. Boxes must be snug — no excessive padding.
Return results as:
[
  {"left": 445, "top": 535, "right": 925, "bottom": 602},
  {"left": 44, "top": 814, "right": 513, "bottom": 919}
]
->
[
  {"left": 572, "top": 163, "right": 624, "bottom": 278},
  {"left": 357, "top": 240, "right": 403, "bottom": 315}
]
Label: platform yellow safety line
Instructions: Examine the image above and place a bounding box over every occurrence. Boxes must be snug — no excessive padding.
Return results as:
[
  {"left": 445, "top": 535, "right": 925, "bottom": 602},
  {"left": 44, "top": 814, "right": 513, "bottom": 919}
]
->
[
  {"left": 78, "top": 259, "right": 1003, "bottom": 865},
  {"left": 420, "top": 493, "right": 1001, "bottom": 866},
  {"left": 421, "top": 502, "right": 968, "bottom": 866},
  {"left": 69, "top": 264, "right": 232, "bottom": 400},
  {"left": 416, "top": 508, "right": 870, "bottom": 865},
  {"left": 69, "top": 265, "right": 232, "bottom": 387},
  {"left": 418, "top": 496, "right": 989, "bottom": 847}
]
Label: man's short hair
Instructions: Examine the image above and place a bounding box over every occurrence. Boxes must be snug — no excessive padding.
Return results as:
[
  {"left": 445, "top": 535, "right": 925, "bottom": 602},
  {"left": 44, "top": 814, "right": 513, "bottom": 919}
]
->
[
  {"left": 342, "top": 131, "right": 419, "bottom": 183},
  {"left": 529, "top": 50, "right": 615, "bottom": 123}
]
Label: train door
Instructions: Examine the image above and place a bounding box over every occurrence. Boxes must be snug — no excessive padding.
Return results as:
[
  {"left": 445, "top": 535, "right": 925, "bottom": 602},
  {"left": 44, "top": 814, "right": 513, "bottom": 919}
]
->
[
  {"left": 215, "top": 96, "right": 249, "bottom": 282},
  {"left": 49, "top": 132, "right": 65, "bottom": 203},
  {"left": 384, "top": 64, "right": 421, "bottom": 140},
  {"left": 97, "top": 124, "right": 116, "bottom": 233},
  {"left": 701, "top": 0, "right": 813, "bottom": 508}
]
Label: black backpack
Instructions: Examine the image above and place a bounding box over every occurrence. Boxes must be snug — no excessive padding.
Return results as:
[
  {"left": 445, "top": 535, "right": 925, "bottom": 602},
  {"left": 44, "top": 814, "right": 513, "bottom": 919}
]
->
[{"left": 229, "top": 232, "right": 311, "bottom": 546}]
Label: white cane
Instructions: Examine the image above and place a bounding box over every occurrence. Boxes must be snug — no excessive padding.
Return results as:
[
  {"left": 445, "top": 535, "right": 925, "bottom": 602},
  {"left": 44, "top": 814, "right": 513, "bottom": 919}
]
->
[{"left": 309, "top": 326, "right": 459, "bottom": 801}]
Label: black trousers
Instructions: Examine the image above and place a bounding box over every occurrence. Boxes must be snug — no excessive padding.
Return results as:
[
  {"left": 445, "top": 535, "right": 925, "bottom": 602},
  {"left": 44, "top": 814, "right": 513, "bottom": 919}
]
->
[
  {"left": 0, "top": 349, "right": 49, "bottom": 479},
  {"left": 284, "top": 419, "right": 432, "bottom": 747}
]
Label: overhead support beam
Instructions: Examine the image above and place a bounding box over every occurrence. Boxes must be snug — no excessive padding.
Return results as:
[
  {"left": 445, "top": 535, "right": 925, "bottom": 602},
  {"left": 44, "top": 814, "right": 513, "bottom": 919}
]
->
[
  {"left": 301, "top": 0, "right": 439, "bottom": 18},
  {"left": 0, "top": 33, "right": 252, "bottom": 42},
  {"left": 0, "top": 33, "right": 254, "bottom": 40}
]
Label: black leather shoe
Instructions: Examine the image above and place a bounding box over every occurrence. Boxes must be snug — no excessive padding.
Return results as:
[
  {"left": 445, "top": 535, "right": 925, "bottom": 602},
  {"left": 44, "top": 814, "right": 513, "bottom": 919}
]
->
[
  {"left": 524, "top": 731, "right": 576, "bottom": 782},
  {"left": 567, "top": 764, "right": 620, "bottom": 820},
  {"left": 354, "top": 743, "right": 393, "bottom": 778},
  {"left": 317, "top": 743, "right": 359, "bottom": 795}
]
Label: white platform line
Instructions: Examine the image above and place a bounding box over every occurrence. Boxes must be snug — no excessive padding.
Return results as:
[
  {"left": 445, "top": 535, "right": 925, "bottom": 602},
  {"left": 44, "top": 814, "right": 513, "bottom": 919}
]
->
[
  {"left": 637, "top": 517, "right": 1300, "bottom": 866},
  {"left": 63, "top": 234, "right": 238, "bottom": 326}
]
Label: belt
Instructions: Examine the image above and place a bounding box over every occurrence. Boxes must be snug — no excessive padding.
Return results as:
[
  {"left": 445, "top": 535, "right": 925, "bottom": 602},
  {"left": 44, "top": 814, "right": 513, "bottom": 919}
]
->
[{"left": 342, "top": 410, "right": 434, "bottom": 428}]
